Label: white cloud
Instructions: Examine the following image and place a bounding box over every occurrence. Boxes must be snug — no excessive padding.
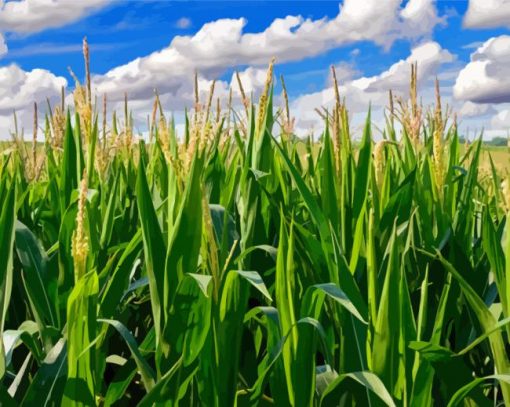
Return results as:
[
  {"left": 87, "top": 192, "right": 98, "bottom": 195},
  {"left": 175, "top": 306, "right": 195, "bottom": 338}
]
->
[
  {"left": 453, "top": 35, "right": 510, "bottom": 103},
  {"left": 328, "top": 62, "right": 360, "bottom": 84},
  {"left": 363, "top": 41, "right": 454, "bottom": 93},
  {"left": 91, "top": 0, "right": 442, "bottom": 103},
  {"left": 0, "top": 1, "right": 445, "bottom": 138},
  {"left": 175, "top": 17, "right": 192, "bottom": 29},
  {"left": 0, "top": 0, "right": 112, "bottom": 58},
  {"left": 0, "top": 0, "right": 112, "bottom": 33},
  {"left": 399, "top": 0, "right": 443, "bottom": 41},
  {"left": 490, "top": 108, "right": 510, "bottom": 129},
  {"left": 458, "top": 101, "right": 497, "bottom": 118},
  {"left": 464, "top": 0, "right": 510, "bottom": 29},
  {"left": 0, "top": 64, "right": 67, "bottom": 113},
  {"left": 0, "top": 1, "right": 107, "bottom": 136},
  {"left": 0, "top": 64, "right": 67, "bottom": 137},
  {"left": 94, "top": 41, "right": 453, "bottom": 138},
  {"left": 291, "top": 41, "right": 454, "bottom": 135},
  {"left": 0, "top": 33, "right": 6, "bottom": 57},
  {"left": 350, "top": 48, "right": 360, "bottom": 57},
  {"left": 230, "top": 67, "right": 268, "bottom": 96},
  {"left": 462, "top": 41, "right": 484, "bottom": 50},
  {"left": 337, "top": 0, "right": 441, "bottom": 47}
]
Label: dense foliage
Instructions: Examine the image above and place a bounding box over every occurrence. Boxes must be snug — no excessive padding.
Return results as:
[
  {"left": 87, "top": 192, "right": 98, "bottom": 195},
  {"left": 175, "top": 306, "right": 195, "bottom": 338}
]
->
[{"left": 0, "top": 56, "right": 510, "bottom": 406}]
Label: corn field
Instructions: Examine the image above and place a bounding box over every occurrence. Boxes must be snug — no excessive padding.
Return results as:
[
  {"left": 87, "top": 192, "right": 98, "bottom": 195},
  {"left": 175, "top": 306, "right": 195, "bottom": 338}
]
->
[{"left": 1, "top": 47, "right": 510, "bottom": 406}]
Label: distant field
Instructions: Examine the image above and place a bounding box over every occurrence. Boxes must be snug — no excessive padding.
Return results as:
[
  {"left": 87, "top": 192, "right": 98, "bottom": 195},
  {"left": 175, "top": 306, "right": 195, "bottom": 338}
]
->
[
  {"left": 2, "top": 140, "right": 509, "bottom": 174},
  {"left": 479, "top": 145, "right": 510, "bottom": 174}
]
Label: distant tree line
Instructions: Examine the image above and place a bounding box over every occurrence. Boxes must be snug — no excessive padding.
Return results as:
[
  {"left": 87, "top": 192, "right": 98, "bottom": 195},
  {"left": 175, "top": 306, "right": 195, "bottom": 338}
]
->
[{"left": 459, "top": 136, "right": 509, "bottom": 147}]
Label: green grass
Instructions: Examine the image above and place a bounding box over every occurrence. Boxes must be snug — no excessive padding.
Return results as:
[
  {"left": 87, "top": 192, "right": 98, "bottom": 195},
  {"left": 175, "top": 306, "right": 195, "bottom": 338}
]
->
[{"left": 0, "top": 71, "right": 509, "bottom": 406}]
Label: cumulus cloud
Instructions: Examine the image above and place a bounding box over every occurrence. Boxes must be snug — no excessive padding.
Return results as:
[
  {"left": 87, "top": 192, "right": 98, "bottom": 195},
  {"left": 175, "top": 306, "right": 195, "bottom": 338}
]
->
[
  {"left": 0, "top": 0, "right": 112, "bottom": 60},
  {"left": 230, "top": 67, "right": 271, "bottom": 96},
  {"left": 363, "top": 41, "right": 454, "bottom": 93},
  {"left": 0, "top": 0, "right": 445, "bottom": 138},
  {"left": 490, "top": 109, "right": 510, "bottom": 129},
  {"left": 291, "top": 41, "right": 454, "bottom": 132},
  {"left": 0, "top": 0, "right": 112, "bottom": 33},
  {"left": 0, "top": 64, "right": 67, "bottom": 113},
  {"left": 453, "top": 35, "right": 510, "bottom": 103},
  {"left": 93, "top": 41, "right": 454, "bottom": 137},
  {"left": 464, "top": 0, "right": 510, "bottom": 29},
  {"left": 458, "top": 101, "right": 497, "bottom": 118},
  {"left": 0, "top": 64, "right": 67, "bottom": 137},
  {"left": 91, "top": 0, "right": 442, "bottom": 103},
  {"left": 0, "top": 1, "right": 107, "bottom": 136}
]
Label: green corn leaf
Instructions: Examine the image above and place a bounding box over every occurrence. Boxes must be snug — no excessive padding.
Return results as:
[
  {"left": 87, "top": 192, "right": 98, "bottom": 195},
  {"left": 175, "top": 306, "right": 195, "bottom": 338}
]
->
[
  {"left": 98, "top": 319, "right": 156, "bottom": 391},
  {"left": 165, "top": 273, "right": 212, "bottom": 367},
  {"left": 61, "top": 111, "right": 77, "bottom": 210},
  {"left": 448, "top": 374, "right": 510, "bottom": 407},
  {"left": 301, "top": 283, "right": 367, "bottom": 324},
  {"left": 433, "top": 250, "right": 510, "bottom": 405},
  {"left": 99, "top": 173, "right": 119, "bottom": 249},
  {"left": 0, "top": 178, "right": 15, "bottom": 379},
  {"left": 136, "top": 148, "right": 166, "bottom": 358},
  {"left": 103, "top": 359, "right": 137, "bottom": 407},
  {"left": 372, "top": 222, "right": 401, "bottom": 397},
  {"left": 100, "top": 230, "right": 142, "bottom": 318},
  {"left": 15, "top": 221, "right": 59, "bottom": 334},
  {"left": 320, "top": 371, "right": 396, "bottom": 407},
  {"left": 3, "top": 320, "right": 41, "bottom": 366},
  {"left": 21, "top": 339, "right": 67, "bottom": 406},
  {"left": 62, "top": 271, "right": 98, "bottom": 406}
]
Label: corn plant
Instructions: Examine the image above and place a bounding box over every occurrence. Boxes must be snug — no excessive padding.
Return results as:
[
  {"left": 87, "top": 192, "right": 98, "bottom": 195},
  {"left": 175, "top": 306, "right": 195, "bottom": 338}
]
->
[{"left": 0, "top": 42, "right": 509, "bottom": 406}]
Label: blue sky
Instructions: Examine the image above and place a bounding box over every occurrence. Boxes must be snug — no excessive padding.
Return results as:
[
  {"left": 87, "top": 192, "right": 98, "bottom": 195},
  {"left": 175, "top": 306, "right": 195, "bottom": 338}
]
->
[
  {"left": 1, "top": 2, "right": 478, "bottom": 85},
  {"left": 1, "top": 0, "right": 510, "bottom": 138}
]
